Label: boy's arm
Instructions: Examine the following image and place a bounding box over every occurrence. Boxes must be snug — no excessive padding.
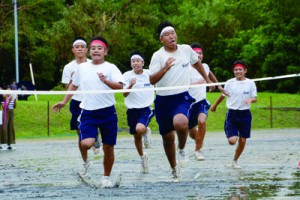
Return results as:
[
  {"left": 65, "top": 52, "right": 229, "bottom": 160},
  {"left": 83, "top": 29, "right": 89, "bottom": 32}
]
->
[
  {"left": 210, "top": 94, "right": 225, "bottom": 112},
  {"left": 52, "top": 84, "right": 77, "bottom": 113},
  {"left": 150, "top": 57, "right": 175, "bottom": 85},
  {"left": 208, "top": 71, "right": 228, "bottom": 96}
]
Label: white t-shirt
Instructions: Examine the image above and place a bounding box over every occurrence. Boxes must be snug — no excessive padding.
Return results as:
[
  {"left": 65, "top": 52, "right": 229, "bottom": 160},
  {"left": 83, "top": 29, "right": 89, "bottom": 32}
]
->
[
  {"left": 224, "top": 78, "right": 257, "bottom": 110},
  {"left": 72, "top": 61, "right": 124, "bottom": 110},
  {"left": 149, "top": 44, "right": 199, "bottom": 96},
  {"left": 188, "top": 63, "right": 210, "bottom": 102},
  {"left": 61, "top": 59, "right": 91, "bottom": 101},
  {"left": 123, "top": 69, "right": 154, "bottom": 109}
]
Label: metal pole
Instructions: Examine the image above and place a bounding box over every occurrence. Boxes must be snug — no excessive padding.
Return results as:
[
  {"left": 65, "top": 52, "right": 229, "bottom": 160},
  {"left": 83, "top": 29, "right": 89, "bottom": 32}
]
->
[
  {"left": 270, "top": 96, "right": 273, "bottom": 128},
  {"left": 48, "top": 101, "right": 50, "bottom": 136},
  {"left": 13, "top": 0, "right": 19, "bottom": 83}
]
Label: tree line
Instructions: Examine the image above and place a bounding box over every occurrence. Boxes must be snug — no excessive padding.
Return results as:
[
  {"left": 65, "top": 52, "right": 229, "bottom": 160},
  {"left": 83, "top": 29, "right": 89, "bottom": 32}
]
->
[{"left": 0, "top": 0, "right": 299, "bottom": 93}]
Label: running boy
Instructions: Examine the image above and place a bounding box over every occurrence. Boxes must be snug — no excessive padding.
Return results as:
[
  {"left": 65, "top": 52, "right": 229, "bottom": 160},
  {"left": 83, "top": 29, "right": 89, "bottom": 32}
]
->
[
  {"left": 61, "top": 37, "right": 101, "bottom": 156},
  {"left": 149, "top": 21, "right": 212, "bottom": 181},
  {"left": 210, "top": 60, "right": 257, "bottom": 169},
  {"left": 123, "top": 50, "right": 154, "bottom": 174},
  {"left": 53, "top": 36, "right": 124, "bottom": 188},
  {"left": 188, "top": 42, "right": 224, "bottom": 161}
]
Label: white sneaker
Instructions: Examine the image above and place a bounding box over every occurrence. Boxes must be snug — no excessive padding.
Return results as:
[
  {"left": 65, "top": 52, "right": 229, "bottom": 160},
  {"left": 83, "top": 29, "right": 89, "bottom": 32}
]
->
[
  {"left": 143, "top": 127, "right": 152, "bottom": 149},
  {"left": 141, "top": 153, "right": 149, "bottom": 174},
  {"left": 178, "top": 148, "right": 189, "bottom": 168},
  {"left": 193, "top": 150, "right": 205, "bottom": 161},
  {"left": 102, "top": 176, "right": 113, "bottom": 188},
  {"left": 79, "top": 160, "right": 92, "bottom": 176},
  {"left": 171, "top": 165, "right": 181, "bottom": 182},
  {"left": 232, "top": 160, "right": 242, "bottom": 169}
]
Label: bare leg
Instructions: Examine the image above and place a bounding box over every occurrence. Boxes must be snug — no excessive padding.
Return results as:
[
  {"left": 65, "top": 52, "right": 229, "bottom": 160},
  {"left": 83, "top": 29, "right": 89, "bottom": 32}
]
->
[
  {"left": 77, "top": 129, "right": 85, "bottom": 161},
  {"left": 134, "top": 123, "right": 147, "bottom": 156},
  {"left": 162, "top": 131, "right": 176, "bottom": 169},
  {"left": 195, "top": 113, "right": 207, "bottom": 151},
  {"left": 80, "top": 138, "right": 95, "bottom": 162},
  {"left": 103, "top": 144, "right": 115, "bottom": 176},
  {"left": 234, "top": 137, "right": 247, "bottom": 161},
  {"left": 173, "top": 114, "right": 189, "bottom": 150}
]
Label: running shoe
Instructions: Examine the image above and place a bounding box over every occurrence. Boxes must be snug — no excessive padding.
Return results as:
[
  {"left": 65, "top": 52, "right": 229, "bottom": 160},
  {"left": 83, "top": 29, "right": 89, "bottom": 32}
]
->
[
  {"left": 7, "top": 145, "right": 12, "bottom": 150},
  {"left": 79, "top": 160, "right": 92, "bottom": 176},
  {"left": 102, "top": 176, "right": 113, "bottom": 188},
  {"left": 193, "top": 150, "right": 205, "bottom": 161},
  {"left": 143, "top": 127, "right": 152, "bottom": 149},
  {"left": 0, "top": 145, "right": 3, "bottom": 150},
  {"left": 171, "top": 165, "right": 181, "bottom": 182},
  {"left": 232, "top": 160, "right": 242, "bottom": 169},
  {"left": 141, "top": 153, "right": 149, "bottom": 174},
  {"left": 178, "top": 148, "right": 189, "bottom": 167}
]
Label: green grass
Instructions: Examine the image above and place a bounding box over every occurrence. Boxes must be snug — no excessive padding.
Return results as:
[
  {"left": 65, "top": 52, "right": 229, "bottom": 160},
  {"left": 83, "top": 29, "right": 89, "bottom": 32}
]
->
[{"left": 12, "top": 92, "right": 300, "bottom": 138}]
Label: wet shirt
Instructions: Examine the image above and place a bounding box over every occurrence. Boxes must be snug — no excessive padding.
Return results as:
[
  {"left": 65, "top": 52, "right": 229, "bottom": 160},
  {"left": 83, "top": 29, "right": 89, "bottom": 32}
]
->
[
  {"left": 149, "top": 44, "right": 198, "bottom": 96},
  {"left": 188, "top": 63, "right": 210, "bottom": 102},
  {"left": 62, "top": 59, "right": 91, "bottom": 101},
  {"left": 224, "top": 78, "right": 257, "bottom": 110},
  {"left": 123, "top": 69, "right": 154, "bottom": 109},
  {"left": 72, "top": 61, "right": 124, "bottom": 110}
]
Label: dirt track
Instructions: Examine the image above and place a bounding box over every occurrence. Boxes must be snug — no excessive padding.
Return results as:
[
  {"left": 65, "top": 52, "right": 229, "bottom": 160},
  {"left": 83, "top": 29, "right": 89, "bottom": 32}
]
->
[{"left": 0, "top": 129, "right": 299, "bottom": 200}]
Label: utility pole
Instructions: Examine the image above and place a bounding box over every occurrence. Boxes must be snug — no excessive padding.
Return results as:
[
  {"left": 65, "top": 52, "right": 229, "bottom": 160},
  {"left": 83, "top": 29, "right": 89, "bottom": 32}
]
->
[{"left": 13, "top": 0, "right": 19, "bottom": 83}]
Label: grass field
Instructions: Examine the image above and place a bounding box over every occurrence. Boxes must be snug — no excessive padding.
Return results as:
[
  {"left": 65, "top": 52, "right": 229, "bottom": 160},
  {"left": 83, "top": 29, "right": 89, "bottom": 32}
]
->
[{"left": 12, "top": 92, "right": 300, "bottom": 138}]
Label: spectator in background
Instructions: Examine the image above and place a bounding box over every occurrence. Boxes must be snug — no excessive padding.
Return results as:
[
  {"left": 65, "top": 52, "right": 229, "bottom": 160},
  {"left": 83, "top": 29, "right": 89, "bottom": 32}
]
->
[
  {"left": 1, "top": 85, "right": 17, "bottom": 150},
  {"left": 10, "top": 81, "right": 18, "bottom": 90},
  {"left": 0, "top": 86, "right": 4, "bottom": 150},
  {"left": 18, "top": 84, "right": 29, "bottom": 101}
]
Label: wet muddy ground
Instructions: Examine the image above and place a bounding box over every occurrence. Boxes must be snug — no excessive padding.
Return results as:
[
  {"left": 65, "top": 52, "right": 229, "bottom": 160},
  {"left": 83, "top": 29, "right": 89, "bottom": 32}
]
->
[{"left": 0, "top": 129, "right": 299, "bottom": 200}]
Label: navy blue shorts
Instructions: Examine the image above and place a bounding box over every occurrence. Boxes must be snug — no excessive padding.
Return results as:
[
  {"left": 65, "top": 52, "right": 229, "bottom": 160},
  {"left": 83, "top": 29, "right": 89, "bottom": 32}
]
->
[
  {"left": 126, "top": 107, "right": 154, "bottom": 135},
  {"left": 69, "top": 99, "right": 81, "bottom": 130},
  {"left": 224, "top": 109, "right": 252, "bottom": 139},
  {"left": 79, "top": 106, "right": 118, "bottom": 145},
  {"left": 188, "top": 99, "right": 211, "bottom": 129},
  {"left": 154, "top": 91, "right": 195, "bottom": 135}
]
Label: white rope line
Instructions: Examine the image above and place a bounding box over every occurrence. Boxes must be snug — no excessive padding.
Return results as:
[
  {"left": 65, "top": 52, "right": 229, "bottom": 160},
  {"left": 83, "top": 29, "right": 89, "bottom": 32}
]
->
[{"left": 0, "top": 73, "right": 299, "bottom": 95}]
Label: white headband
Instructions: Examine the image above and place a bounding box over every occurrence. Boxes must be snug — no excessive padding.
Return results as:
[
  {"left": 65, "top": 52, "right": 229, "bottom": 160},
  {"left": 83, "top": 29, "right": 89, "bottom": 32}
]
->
[
  {"left": 73, "top": 39, "right": 87, "bottom": 47},
  {"left": 131, "top": 55, "right": 144, "bottom": 62},
  {"left": 160, "top": 26, "right": 175, "bottom": 37}
]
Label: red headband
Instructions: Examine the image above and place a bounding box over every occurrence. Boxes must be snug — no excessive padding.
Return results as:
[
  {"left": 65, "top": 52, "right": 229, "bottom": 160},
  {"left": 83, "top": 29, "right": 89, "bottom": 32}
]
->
[
  {"left": 233, "top": 63, "right": 246, "bottom": 70},
  {"left": 192, "top": 47, "right": 203, "bottom": 52},
  {"left": 90, "top": 40, "right": 107, "bottom": 48}
]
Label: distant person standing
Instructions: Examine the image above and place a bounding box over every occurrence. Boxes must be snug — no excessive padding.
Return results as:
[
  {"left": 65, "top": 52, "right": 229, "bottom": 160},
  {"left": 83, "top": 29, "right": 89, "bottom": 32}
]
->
[
  {"left": 188, "top": 42, "right": 225, "bottom": 161},
  {"left": 210, "top": 60, "right": 257, "bottom": 169},
  {"left": 149, "top": 21, "right": 212, "bottom": 181},
  {"left": 61, "top": 36, "right": 101, "bottom": 157},
  {"left": 123, "top": 50, "right": 154, "bottom": 174},
  {"left": 10, "top": 81, "right": 18, "bottom": 90},
  {"left": 1, "top": 85, "right": 17, "bottom": 150},
  {"left": 0, "top": 86, "right": 4, "bottom": 150},
  {"left": 53, "top": 36, "right": 124, "bottom": 188}
]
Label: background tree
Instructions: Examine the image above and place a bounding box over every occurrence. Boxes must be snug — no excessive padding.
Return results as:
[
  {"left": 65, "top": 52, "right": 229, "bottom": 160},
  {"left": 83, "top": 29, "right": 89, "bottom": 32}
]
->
[{"left": 0, "top": 0, "right": 299, "bottom": 93}]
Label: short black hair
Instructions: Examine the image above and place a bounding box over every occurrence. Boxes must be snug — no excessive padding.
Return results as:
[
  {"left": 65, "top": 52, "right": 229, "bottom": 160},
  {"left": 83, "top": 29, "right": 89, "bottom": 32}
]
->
[
  {"left": 190, "top": 42, "right": 204, "bottom": 52},
  {"left": 72, "top": 36, "right": 86, "bottom": 43},
  {"left": 233, "top": 60, "right": 247, "bottom": 68},
  {"left": 157, "top": 21, "right": 174, "bottom": 36},
  {"left": 130, "top": 50, "right": 144, "bottom": 60},
  {"left": 90, "top": 36, "right": 108, "bottom": 47}
]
